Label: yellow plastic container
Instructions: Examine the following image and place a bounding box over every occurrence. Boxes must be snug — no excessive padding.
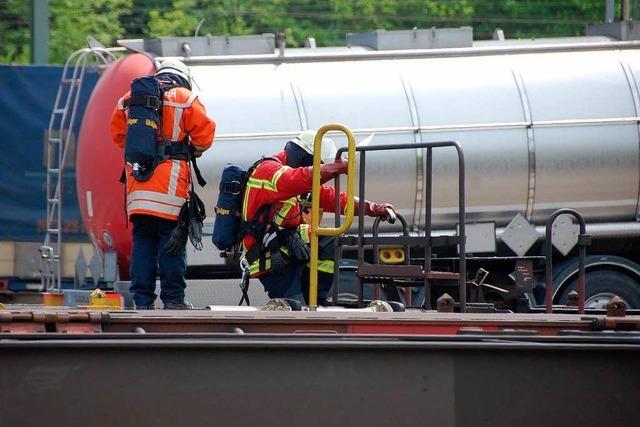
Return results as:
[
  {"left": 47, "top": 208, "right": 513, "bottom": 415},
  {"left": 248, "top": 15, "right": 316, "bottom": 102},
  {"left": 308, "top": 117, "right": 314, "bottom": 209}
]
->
[{"left": 86, "top": 289, "right": 123, "bottom": 309}]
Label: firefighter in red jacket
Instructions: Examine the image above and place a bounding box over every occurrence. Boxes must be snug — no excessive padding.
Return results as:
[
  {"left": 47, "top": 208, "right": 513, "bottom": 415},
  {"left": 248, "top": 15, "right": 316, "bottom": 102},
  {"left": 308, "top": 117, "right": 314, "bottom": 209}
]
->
[
  {"left": 111, "top": 59, "right": 216, "bottom": 309},
  {"left": 242, "top": 130, "right": 395, "bottom": 305}
]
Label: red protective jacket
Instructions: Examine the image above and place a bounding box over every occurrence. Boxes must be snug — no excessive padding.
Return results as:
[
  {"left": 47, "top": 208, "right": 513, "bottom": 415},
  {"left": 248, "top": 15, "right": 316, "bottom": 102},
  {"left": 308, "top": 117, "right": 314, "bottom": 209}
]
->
[
  {"left": 111, "top": 85, "right": 215, "bottom": 220},
  {"left": 241, "top": 151, "right": 348, "bottom": 275}
]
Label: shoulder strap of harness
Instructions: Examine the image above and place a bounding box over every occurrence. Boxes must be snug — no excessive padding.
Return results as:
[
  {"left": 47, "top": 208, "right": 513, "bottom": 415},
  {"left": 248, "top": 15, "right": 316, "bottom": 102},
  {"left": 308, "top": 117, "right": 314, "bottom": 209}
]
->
[{"left": 240, "top": 156, "right": 282, "bottom": 266}]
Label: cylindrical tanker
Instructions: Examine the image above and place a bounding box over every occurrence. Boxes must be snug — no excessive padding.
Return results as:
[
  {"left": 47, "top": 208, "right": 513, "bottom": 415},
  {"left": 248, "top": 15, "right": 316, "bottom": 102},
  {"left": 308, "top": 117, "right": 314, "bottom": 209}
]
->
[{"left": 77, "top": 38, "right": 640, "bottom": 277}]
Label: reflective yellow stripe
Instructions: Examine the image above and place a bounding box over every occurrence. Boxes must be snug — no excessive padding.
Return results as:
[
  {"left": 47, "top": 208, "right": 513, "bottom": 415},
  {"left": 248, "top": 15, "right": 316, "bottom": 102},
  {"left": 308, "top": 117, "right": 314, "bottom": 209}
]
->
[
  {"left": 248, "top": 247, "right": 291, "bottom": 275},
  {"left": 242, "top": 164, "right": 290, "bottom": 220},
  {"left": 245, "top": 165, "right": 289, "bottom": 193},
  {"left": 299, "top": 224, "right": 310, "bottom": 243},
  {"left": 317, "top": 259, "right": 334, "bottom": 273},
  {"left": 249, "top": 258, "right": 266, "bottom": 275},
  {"left": 274, "top": 198, "right": 296, "bottom": 226},
  {"left": 252, "top": 257, "right": 333, "bottom": 275},
  {"left": 242, "top": 186, "right": 252, "bottom": 220}
]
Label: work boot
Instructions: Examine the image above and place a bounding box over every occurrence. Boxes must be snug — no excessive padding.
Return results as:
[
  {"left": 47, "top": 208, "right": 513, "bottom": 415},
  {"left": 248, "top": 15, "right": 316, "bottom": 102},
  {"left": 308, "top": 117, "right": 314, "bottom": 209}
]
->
[
  {"left": 163, "top": 301, "right": 193, "bottom": 310},
  {"left": 134, "top": 303, "right": 155, "bottom": 310}
]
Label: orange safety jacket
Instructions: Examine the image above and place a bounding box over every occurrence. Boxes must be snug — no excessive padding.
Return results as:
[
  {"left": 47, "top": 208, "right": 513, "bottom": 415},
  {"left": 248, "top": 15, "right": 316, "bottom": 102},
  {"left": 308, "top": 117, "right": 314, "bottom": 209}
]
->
[
  {"left": 241, "top": 151, "right": 348, "bottom": 276},
  {"left": 111, "top": 85, "right": 215, "bottom": 221}
]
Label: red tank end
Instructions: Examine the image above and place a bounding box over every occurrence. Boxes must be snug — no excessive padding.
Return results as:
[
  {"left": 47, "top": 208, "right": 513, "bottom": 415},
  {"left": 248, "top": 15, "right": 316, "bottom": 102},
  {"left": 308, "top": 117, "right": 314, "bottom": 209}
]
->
[{"left": 76, "top": 53, "right": 155, "bottom": 279}]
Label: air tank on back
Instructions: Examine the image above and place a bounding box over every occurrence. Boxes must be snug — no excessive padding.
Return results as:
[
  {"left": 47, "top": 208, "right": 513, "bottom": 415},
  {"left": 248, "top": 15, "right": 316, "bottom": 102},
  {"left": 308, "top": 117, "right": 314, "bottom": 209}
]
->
[{"left": 76, "top": 29, "right": 640, "bottom": 275}]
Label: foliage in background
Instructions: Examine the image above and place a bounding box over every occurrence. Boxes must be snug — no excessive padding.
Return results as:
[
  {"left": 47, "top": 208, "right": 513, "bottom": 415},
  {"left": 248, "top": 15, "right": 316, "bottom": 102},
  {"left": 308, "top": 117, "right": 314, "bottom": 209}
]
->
[
  {"left": 0, "top": 0, "right": 31, "bottom": 63},
  {"left": 49, "top": 0, "right": 132, "bottom": 63},
  {"left": 0, "top": 0, "right": 623, "bottom": 64}
]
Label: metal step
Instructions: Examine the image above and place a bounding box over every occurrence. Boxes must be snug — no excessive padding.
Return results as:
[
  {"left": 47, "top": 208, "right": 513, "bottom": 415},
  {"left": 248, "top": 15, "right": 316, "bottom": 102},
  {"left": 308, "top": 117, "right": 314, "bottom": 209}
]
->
[
  {"left": 47, "top": 198, "right": 59, "bottom": 204},
  {"left": 47, "top": 228, "right": 60, "bottom": 234},
  {"left": 47, "top": 168, "right": 60, "bottom": 173}
]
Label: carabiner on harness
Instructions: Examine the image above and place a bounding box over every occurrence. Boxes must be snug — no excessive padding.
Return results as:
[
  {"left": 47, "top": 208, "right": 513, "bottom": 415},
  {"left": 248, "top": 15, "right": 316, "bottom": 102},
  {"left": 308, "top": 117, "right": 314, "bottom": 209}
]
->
[{"left": 238, "top": 255, "right": 251, "bottom": 306}]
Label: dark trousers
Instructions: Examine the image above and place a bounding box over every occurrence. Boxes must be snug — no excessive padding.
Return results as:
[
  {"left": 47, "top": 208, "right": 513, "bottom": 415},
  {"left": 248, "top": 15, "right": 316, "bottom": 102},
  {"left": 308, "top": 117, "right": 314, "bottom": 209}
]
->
[
  {"left": 130, "top": 214, "right": 186, "bottom": 307},
  {"left": 259, "top": 264, "right": 333, "bottom": 305},
  {"left": 258, "top": 237, "right": 334, "bottom": 305}
]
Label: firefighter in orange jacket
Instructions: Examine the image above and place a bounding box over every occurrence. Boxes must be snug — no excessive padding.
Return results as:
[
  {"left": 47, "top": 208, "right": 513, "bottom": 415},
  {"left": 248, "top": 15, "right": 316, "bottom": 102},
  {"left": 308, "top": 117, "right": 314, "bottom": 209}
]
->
[
  {"left": 242, "top": 130, "right": 395, "bottom": 305},
  {"left": 111, "top": 59, "right": 215, "bottom": 309}
]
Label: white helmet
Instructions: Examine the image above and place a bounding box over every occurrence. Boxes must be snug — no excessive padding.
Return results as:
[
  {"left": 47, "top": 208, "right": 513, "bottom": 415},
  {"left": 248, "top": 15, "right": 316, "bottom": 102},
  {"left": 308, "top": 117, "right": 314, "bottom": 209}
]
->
[
  {"left": 290, "top": 129, "right": 338, "bottom": 164},
  {"left": 155, "top": 59, "right": 191, "bottom": 86}
]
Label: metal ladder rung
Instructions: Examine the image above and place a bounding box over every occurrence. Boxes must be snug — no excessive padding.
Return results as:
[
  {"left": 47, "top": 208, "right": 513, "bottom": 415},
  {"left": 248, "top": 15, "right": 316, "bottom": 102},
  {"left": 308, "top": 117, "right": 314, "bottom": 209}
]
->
[
  {"left": 48, "top": 168, "right": 60, "bottom": 173},
  {"left": 48, "top": 137, "right": 62, "bottom": 143},
  {"left": 47, "top": 198, "right": 59, "bottom": 203},
  {"left": 47, "top": 228, "right": 60, "bottom": 234},
  {"left": 53, "top": 108, "right": 65, "bottom": 114},
  {"left": 61, "top": 78, "right": 80, "bottom": 86}
]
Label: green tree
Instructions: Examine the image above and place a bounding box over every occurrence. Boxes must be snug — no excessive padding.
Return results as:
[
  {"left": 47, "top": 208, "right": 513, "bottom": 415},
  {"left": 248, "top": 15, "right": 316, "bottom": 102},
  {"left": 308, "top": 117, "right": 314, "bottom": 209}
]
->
[
  {"left": 49, "top": 0, "right": 132, "bottom": 63},
  {"left": 471, "top": 0, "right": 606, "bottom": 39},
  {"left": 0, "top": 0, "right": 623, "bottom": 65},
  {"left": 143, "top": 0, "right": 474, "bottom": 47},
  {"left": 0, "top": 0, "right": 31, "bottom": 63}
]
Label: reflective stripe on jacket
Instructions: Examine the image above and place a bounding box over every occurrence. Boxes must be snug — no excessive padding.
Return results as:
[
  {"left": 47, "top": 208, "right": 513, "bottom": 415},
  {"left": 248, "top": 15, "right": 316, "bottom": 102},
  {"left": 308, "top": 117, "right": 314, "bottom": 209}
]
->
[{"left": 111, "top": 86, "right": 215, "bottom": 220}]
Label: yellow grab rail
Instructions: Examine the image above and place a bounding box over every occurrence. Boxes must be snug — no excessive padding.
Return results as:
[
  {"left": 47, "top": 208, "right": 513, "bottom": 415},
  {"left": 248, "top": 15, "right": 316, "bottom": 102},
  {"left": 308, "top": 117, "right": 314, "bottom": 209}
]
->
[{"left": 309, "top": 124, "right": 356, "bottom": 310}]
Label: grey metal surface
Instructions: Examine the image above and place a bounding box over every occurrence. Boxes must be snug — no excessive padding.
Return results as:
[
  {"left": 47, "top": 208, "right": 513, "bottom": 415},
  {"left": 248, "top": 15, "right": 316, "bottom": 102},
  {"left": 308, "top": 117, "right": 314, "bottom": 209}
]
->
[
  {"left": 119, "top": 34, "right": 276, "bottom": 57},
  {"left": 464, "top": 222, "right": 496, "bottom": 253},
  {"left": 1, "top": 337, "right": 639, "bottom": 427},
  {"left": 115, "top": 279, "right": 269, "bottom": 308},
  {"left": 347, "top": 27, "right": 473, "bottom": 50},
  {"left": 500, "top": 213, "right": 539, "bottom": 256},
  {"left": 14, "top": 242, "right": 45, "bottom": 280},
  {"left": 551, "top": 213, "right": 580, "bottom": 256}
]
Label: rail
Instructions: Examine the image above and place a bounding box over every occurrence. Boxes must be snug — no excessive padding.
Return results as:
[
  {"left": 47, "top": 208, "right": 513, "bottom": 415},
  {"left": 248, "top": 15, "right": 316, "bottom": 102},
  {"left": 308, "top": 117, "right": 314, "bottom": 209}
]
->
[
  {"left": 173, "top": 40, "right": 640, "bottom": 66},
  {"left": 545, "top": 209, "right": 591, "bottom": 314},
  {"left": 309, "top": 124, "right": 356, "bottom": 310},
  {"left": 332, "top": 141, "right": 467, "bottom": 311},
  {"left": 212, "top": 116, "right": 640, "bottom": 141}
]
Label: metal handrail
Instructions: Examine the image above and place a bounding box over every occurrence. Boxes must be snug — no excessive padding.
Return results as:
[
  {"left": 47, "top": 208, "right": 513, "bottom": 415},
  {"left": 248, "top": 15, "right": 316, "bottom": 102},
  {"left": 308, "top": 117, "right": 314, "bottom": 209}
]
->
[
  {"left": 173, "top": 40, "right": 640, "bottom": 66},
  {"left": 545, "top": 209, "right": 591, "bottom": 314},
  {"left": 332, "top": 140, "right": 466, "bottom": 311},
  {"left": 309, "top": 124, "right": 356, "bottom": 310},
  {"left": 212, "top": 117, "right": 640, "bottom": 141}
]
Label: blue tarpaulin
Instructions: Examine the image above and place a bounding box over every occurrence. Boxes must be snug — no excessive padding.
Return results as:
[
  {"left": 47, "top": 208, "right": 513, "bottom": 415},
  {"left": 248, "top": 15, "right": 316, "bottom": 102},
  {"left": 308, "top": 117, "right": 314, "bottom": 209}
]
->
[{"left": 0, "top": 65, "right": 98, "bottom": 241}]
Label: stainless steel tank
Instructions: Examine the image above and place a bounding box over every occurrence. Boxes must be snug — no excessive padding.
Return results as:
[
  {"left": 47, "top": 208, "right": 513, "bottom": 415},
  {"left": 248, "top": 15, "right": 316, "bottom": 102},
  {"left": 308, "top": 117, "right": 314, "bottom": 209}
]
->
[
  {"left": 76, "top": 38, "right": 640, "bottom": 271},
  {"left": 189, "top": 45, "right": 640, "bottom": 232}
]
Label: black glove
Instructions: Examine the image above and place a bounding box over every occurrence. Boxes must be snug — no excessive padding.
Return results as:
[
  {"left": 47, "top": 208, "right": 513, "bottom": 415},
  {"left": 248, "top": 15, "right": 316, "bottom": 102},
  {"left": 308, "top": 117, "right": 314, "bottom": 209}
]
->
[
  {"left": 165, "top": 226, "right": 188, "bottom": 256},
  {"left": 285, "top": 232, "right": 310, "bottom": 262},
  {"left": 270, "top": 249, "right": 286, "bottom": 275}
]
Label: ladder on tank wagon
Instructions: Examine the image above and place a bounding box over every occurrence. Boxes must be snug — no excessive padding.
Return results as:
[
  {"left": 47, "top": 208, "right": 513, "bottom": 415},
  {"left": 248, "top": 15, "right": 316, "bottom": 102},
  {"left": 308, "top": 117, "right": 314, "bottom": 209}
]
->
[{"left": 41, "top": 44, "right": 118, "bottom": 292}]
